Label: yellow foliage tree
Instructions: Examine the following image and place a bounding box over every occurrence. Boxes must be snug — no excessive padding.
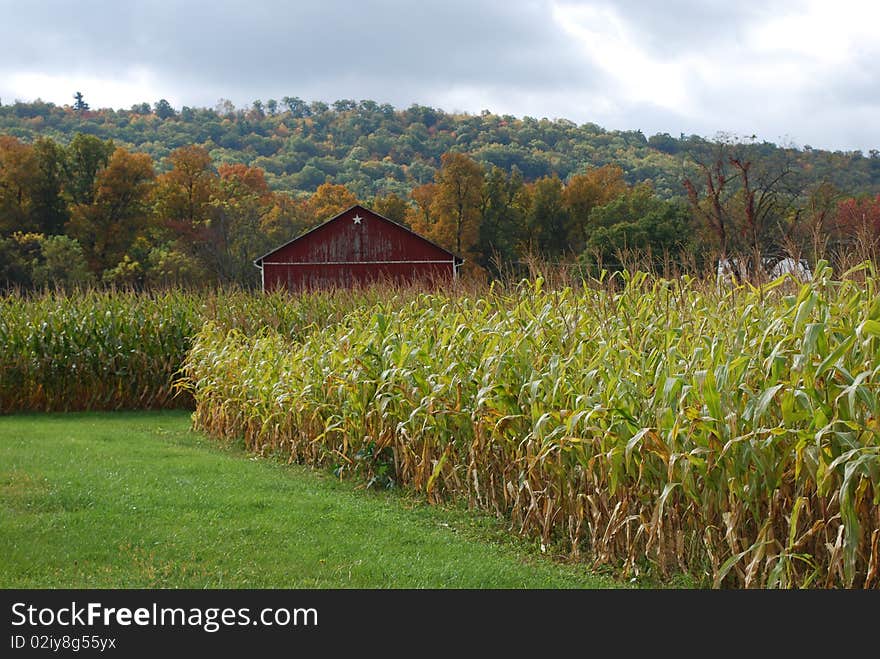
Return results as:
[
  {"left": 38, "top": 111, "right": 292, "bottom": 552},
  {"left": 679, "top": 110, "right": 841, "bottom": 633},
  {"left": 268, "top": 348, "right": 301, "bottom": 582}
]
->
[
  {"left": 153, "top": 146, "right": 218, "bottom": 245},
  {"left": 308, "top": 182, "right": 358, "bottom": 222},
  {"left": 407, "top": 182, "right": 437, "bottom": 236},
  {"left": 429, "top": 152, "right": 483, "bottom": 258}
]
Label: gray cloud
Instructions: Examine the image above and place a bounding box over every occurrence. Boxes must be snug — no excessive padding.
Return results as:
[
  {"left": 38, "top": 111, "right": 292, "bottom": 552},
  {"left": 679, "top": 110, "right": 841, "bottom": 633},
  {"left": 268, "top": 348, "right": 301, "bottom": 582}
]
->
[
  {"left": 588, "top": 0, "right": 783, "bottom": 54},
  {"left": 1, "top": 0, "right": 878, "bottom": 152},
  {"left": 1, "top": 1, "right": 600, "bottom": 105}
]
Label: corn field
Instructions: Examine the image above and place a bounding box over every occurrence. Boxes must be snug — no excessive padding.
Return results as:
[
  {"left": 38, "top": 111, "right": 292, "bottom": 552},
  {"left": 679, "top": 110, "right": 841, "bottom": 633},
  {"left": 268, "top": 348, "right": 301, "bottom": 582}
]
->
[
  {"left": 3, "top": 268, "right": 878, "bottom": 586},
  {"left": 183, "top": 263, "right": 880, "bottom": 587},
  {"left": 0, "top": 286, "right": 384, "bottom": 412}
]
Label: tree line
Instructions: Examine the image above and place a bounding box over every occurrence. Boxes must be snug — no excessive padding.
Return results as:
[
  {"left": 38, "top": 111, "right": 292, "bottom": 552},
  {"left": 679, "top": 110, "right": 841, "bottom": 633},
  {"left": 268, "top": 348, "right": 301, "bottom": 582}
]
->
[
  {"left": 1, "top": 135, "right": 313, "bottom": 288},
  {"left": 2, "top": 96, "right": 878, "bottom": 204},
  {"left": 1, "top": 130, "right": 878, "bottom": 289}
]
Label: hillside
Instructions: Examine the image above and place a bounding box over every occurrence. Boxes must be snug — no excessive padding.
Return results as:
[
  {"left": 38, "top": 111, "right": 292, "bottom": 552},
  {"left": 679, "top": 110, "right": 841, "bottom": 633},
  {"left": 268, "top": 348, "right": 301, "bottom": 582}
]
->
[
  {"left": 3, "top": 97, "right": 879, "bottom": 201},
  {"left": 3, "top": 97, "right": 880, "bottom": 289}
]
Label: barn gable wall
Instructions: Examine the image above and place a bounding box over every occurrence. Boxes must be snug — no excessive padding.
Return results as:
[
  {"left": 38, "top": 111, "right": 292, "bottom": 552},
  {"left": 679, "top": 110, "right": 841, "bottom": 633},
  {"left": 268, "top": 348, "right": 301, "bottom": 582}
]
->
[
  {"left": 264, "top": 207, "right": 453, "bottom": 264},
  {"left": 257, "top": 205, "right": 458, "bottom": 291}
]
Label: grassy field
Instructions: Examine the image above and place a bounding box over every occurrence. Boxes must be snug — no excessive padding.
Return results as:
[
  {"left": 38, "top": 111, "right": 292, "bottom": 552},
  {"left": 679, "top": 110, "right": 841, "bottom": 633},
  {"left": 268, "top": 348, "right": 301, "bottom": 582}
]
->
[{"left": 0, "top": 411, "right": 623, "bottom": 589}]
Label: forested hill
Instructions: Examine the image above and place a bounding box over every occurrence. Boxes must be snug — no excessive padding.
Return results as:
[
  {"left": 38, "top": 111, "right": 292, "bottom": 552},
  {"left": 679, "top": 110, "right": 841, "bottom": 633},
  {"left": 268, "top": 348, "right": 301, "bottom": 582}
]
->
[{"left": 3, "top": 97, "right": 879, "bottom": 200}]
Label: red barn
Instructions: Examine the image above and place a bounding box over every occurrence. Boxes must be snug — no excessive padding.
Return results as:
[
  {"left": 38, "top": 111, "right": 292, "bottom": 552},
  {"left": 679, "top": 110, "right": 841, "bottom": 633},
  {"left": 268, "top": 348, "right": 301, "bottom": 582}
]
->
[{"left": 254, "top": 204, "right": 463, "bottom": 291}]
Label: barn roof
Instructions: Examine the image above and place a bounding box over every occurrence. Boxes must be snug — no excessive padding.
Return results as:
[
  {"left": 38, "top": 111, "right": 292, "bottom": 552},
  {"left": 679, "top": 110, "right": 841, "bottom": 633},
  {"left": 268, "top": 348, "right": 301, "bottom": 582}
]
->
[{"left": 253, "top": 204, "right": 464, "bottom": 267}]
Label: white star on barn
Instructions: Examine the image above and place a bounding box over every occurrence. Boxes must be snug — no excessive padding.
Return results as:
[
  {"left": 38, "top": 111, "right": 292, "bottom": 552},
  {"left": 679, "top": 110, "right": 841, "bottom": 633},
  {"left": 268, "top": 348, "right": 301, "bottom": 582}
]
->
[{"left": 352, "top": 214, "right": 363, "bottom": 224}]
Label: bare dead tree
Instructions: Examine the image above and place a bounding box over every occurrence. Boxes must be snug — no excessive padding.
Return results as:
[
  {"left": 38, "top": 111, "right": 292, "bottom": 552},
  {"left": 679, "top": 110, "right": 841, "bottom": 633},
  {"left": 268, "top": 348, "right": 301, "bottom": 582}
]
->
[
  {"left": 683, "top": 136, "right": 803, "bottom": 281},
  {"left": 683, "top": 150, "right": 731, "bottom": 257}
]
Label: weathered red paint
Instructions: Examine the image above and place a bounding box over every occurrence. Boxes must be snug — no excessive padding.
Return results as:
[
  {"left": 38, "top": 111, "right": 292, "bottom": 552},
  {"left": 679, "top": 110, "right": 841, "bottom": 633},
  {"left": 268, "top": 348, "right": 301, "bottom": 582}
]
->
[{"left": 254, "top": 205, "right": 462, "bottom": 291}]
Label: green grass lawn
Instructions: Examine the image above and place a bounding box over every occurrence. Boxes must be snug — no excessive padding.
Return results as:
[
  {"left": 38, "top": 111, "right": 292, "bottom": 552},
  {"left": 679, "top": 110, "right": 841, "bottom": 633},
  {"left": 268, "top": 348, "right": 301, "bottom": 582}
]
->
[{"left": 0, "top": 411, "right": 625, "bottom": 588}]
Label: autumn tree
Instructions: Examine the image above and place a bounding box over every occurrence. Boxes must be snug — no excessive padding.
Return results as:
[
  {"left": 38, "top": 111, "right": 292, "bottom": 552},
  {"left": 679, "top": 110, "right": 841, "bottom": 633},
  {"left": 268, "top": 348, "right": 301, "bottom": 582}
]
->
[
  {"left": 562, "top": 165, "right": 627, "bottom": 253},
  {"left": 786, "top": 181, "right": 841, "bottom": 259},
  {"left": 683, "top": 137, "right": 801, "bottom": 268},
  {"left": 0, "top": 136, "right": 67, "bottom": 236},
  {"left": 0, "top": 136, "right": 39, "bottom": 234},
  {"left": 149, "top": 146, "right": 221, "bottom": 285},
  {"left": 407, "top": 182, "right": 437, "bottom": 234},
  {"left": 153, "top": 146, "right": 217, "bottom": 246},
  {"left": 259, "top": 192, "right": 310, "bottom": 244},
  {"left": 800, "top": 182, "right": 840, "bottom": 235},
  {"left": 372, "top": 192, "right": 410, "bottom": 225},
  {"left": 683, "top": 140, "right": 734, "bottom": 257},
  {"left": 308, "top": 182, "right": 358, "bottom": 222},
  {"left": 833, "top": 194, "right": 880, "bottom": 251},
  {"left": 147, "top": 160, "right": 307, "bottom": 285},
  {"left": 203, "top": 164, "right": 277, "bottom": 283},
  {"left": 728, "top": 153, "right": 799, "bottom": 258},
  {"left": 429, "top": 152, "right": 483, "bottom": 258},
  {"left": 1, "top": 134, "right": 91, "bottom": 248},
  {"left": 67, "top": 147, "right": 156, "bottom": 274}
]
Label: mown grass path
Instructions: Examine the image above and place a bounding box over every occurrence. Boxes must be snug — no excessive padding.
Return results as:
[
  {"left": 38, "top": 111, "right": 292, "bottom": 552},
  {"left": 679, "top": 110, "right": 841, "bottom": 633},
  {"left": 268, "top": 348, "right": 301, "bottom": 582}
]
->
[{"left": 0, "top": 412, "right": 623, "bottom": 588}]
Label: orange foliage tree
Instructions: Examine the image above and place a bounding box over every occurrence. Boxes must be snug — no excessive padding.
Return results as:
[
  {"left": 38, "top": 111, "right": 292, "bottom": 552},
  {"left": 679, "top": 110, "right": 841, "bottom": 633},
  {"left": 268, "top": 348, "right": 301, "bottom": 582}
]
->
[
  {"left": 67, "top": 147, "right": 155, "bottom": 273},
  {"left": 562, "top": 165, "right": 627, "bottom": 253}
]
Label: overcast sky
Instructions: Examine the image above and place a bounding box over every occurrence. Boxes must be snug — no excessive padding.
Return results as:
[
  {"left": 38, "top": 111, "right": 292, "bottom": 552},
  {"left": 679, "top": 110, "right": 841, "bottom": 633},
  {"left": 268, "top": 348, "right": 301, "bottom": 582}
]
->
[{"left": 2, "top": 0, "right": 878, "bottom": 152}]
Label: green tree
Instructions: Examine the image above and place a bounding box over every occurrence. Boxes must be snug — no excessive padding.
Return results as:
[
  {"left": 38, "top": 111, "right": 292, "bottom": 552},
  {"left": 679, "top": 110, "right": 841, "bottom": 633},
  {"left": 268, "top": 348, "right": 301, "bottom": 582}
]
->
[
  {"left": 102, "top": 254, "right": 145, "bottom": 288},
  {"left": 478, "top": 165, "right": 525, "bottom": 271},
  {"left": 32, "top": 138, "right": 69, "bottom": 234},
  {"left": 282, "top": 96, "right": 309, "bottom": 117},
  {"left": 585, "top": 184, "right": 693, "bottom": 265},
  {"left": 31, "top": 235, "right": 93, "bottom": 289},
  {"left": 145, "top": 246, "right": 207, "bottom": 287},
  {"left": 0, "top": 232, "right": 42, "bottom": 287},
  {"left": 73, "top": 91, "right": 89, "bottom": 113},
  {"left": 65, "top": 133, "right": 115, "bottom": 206},
  {"left": 526, "top": 175, "right": 568, "bottom": 257},
  {"left": 153, "top": 99, "right": 176, "bottom": 120}
]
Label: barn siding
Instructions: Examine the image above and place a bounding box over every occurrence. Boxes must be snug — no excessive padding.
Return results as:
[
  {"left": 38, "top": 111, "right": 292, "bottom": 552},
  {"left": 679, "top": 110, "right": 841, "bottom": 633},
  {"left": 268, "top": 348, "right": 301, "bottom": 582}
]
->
[
  {"left": 263, "top": 261, "right": 454, "bottom": 291},
  {"left": 256, "top": 205, "right": 459, "bottom": 291}
]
